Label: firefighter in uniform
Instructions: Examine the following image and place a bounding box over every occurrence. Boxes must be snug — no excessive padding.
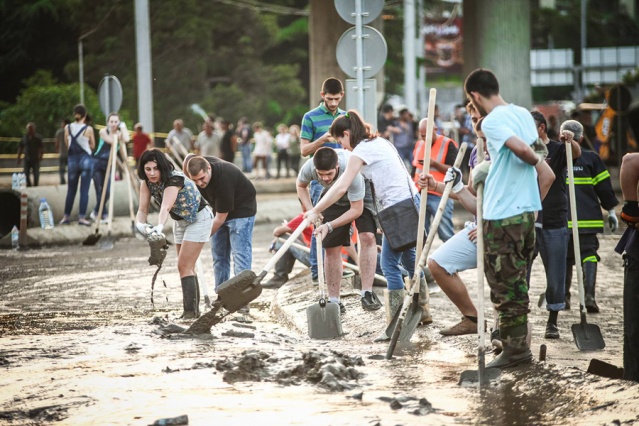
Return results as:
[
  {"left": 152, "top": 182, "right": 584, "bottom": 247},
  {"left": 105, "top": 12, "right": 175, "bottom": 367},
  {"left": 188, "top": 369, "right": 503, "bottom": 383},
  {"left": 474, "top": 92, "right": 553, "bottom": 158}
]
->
[{"left": 563, "top": 120, "right": 619, "bottom": 313}]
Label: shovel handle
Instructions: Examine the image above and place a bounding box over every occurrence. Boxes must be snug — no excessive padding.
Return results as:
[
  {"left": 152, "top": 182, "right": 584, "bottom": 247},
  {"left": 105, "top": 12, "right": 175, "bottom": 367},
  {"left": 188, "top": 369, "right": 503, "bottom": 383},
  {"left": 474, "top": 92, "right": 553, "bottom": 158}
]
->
[
  {"left": 262, "top": 218, "right": 311, "bottom": 273},
  {"left": 565, "top": 138, "right": 586, "bottom": 314}
]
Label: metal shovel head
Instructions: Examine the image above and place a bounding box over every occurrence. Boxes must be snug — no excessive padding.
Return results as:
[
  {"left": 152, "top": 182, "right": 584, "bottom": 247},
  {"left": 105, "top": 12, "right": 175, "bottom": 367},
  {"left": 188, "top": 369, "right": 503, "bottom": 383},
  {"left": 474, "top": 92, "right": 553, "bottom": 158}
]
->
[
  {"left": 216, "top": 270, "right": 262, "bottom": 313},
  {"left": 571, "top": 321, "right": 605, "bottom": 351},
  {"left": 306, "top": 301, "right": 343, "bottom": 340},
  {"left": 98, "top": 235, "right": 115, "bottom": 250},
  {"left": 82, "top": 231, "right": 101, "bottom": 246},
  {"left": 458, "top": 367, "right": 501, "bottom": 385},
  {"left": 385, "top": 300, "right": 424, "bottom": 342}
]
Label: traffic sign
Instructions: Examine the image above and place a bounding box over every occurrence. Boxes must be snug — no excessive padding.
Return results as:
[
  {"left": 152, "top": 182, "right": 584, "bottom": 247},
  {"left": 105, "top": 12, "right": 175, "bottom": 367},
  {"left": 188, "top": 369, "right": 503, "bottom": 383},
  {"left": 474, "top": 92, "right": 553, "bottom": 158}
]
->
[
  {"left": 336, "top": 26, "right": 387, "bottom": 79},
  {"left": 98, "top": 74, "right": 123, "bottom": 116},
  {"left": 335, "top": 0, "right": 384, "bottom": 25}
]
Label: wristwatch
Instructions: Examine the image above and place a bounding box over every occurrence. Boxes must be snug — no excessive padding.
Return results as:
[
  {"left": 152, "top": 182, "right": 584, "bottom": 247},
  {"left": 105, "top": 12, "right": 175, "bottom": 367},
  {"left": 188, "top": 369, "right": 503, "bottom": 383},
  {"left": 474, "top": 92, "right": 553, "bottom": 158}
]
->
[{"left": 326, "top": 222, "right": 334, "bottom": 233}]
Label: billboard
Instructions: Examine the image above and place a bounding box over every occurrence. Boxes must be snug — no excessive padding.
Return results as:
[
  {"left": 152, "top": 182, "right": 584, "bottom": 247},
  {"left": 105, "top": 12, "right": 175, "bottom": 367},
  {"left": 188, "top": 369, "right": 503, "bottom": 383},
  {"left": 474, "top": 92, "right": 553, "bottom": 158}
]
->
[{"left": 423, "top": 16, "right": 463, "bottom": 76}]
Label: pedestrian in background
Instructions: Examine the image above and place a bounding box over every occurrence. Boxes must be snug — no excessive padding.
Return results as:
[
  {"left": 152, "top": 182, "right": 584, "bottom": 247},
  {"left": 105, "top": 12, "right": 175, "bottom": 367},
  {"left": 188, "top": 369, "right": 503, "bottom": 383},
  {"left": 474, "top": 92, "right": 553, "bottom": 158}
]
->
[
  {"left": 195, "top": 120, "right": 220, "bottom": 158},
  {"left": 236, "top": 117, "right": 253, "bottom": 173},
  {"left": 16, "top": 122, "right": 43, "bottom": 187},
  {"left": 288, "top": 124, "right": 302, "bottom": 175},
  {"left": 219, "top": 119, "right": 237, "bottom": 164},
  {"left": 60, "top": 104, "right": 95, "bottom": 225},
  {"left": 166, "top": 119, "right": 194, "bottom": 152},
  {"left": 132, "top": 123, "right": 153, "bottom": 167},
  {"left": 252, "top": 122, "right": 272, "bottom": 179},
  {"left": 54, "top": 118, "right": 71, "bottom": 184},
  {"left": 275, "top": 123, "right": 291, "bottom": 178}
]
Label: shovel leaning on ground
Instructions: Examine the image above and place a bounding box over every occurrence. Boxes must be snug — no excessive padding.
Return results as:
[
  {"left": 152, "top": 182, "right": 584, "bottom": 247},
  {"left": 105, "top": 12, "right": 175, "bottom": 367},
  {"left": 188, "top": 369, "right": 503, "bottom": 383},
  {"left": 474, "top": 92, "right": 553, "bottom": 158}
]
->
[
  {"left": 83, "top": 137, "right": 115, "bottom": 246},
  {"left": 98, "top": 134, "right": 119, "bottom": 250},
  {"left": 566, "top": 135, "right": 605, "bottom": 351},
  {"left": 306, "top": 229, "right": 343, "bottom": 339},
  {"left": 184, "top": 219, "right": 310, "bottom": 334},
  {"left": 118, "top": 141, "right": 145, "bottom": 240}
]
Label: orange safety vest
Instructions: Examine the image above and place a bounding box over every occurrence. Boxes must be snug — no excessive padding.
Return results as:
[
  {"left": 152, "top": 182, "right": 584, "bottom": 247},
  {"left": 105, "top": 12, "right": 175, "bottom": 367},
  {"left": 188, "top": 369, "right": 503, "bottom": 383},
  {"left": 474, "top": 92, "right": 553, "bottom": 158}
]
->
[{"left": 412, "top": 135, "right": 458, "bottom": 195}]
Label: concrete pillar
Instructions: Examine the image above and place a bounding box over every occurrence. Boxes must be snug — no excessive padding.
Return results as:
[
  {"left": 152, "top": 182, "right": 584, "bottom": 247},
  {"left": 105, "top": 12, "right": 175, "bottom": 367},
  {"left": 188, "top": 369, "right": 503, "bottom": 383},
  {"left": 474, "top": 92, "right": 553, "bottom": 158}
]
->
[{"left": 463, "top": 0, "right": 532, "bottom": 108}]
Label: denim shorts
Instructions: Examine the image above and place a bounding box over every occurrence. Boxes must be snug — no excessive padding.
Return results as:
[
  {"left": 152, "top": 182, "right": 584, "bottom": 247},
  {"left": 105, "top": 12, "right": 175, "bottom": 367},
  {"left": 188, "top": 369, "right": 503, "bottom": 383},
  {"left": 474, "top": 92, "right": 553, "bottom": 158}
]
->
[
  {"left": 173, "top": 205, "right": 213, "bottom": 244},
  {"left": 429, "top": 221, "right": 477, "bottom": 275}
]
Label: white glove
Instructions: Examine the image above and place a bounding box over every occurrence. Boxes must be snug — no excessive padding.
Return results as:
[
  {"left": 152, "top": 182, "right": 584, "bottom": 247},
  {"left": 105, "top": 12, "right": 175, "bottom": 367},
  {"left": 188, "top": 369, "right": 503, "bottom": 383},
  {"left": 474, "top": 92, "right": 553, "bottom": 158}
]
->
[
  {"left": 444, "top": 167, "right": 464, "bottom": 193},
  {"left": 136, "top": 222, "right": 151, "bottom": 235},
  {"left": 149, "top": 223, "right": 164, "bottom": 235},
  {"left": 608, "top": 209, "right": 618, "bottom": 232}
]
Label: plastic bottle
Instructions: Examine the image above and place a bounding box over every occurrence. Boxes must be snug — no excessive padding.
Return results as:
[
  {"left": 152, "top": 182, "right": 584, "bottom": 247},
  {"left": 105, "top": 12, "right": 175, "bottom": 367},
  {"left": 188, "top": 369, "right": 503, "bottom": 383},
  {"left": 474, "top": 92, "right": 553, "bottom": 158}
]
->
[
  {"left": 11, "top": 173, "right": 19, "bottom": 190},
  {"left": 19, "top": 173, "right": 27, "bottom": 190},
  {"left": 11, "top": 226, "right": 19, "bottom": 249},
  {"left": 39, "top": 198, "right": 54, "bottom": 229}
]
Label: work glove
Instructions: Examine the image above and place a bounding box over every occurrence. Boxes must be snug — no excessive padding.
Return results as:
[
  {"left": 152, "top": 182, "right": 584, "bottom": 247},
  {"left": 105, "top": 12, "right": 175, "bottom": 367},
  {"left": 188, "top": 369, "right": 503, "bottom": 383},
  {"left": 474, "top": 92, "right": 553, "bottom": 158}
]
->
[
  {"left": 608, "top": 209, "right": 618, "bottom": 233},
  {"left": 531, "top": 138, "right": 548, "bottom": 165},
  {"left": 444, "top": 167, "right": 464, "bottom": 193},
  {"left": 147, "top": 231, "right": 169, "bottom": 267},
  {"left": 148, "top": 223, "right": 164, "bottom": 235},
  {"left": 136, "top": 221, "right": 152, "bottom": 236},
  {"left": 471, "top": 160, "right": 491, "bottom": 191}
]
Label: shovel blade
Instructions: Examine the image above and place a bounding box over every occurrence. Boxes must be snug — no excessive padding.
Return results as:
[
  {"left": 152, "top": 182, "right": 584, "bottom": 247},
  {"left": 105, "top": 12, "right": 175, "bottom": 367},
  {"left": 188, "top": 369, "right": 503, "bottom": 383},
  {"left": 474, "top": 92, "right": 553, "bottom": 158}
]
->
[
  {"left": 82, "top": 232, "right": 101, "bottom": 246},
  {"left": 458, "top": 367, "right": 501, "bottom": 385},
  {"left": 385, "top": 301, "right": 423, "bottom": 342},
  {"left": 587, "top": 358, "right": 623, "bottom": 379},
  {"left": 571, "top": 322, "right": 605, "bottom": 351},
  {"left": 216, "top": 270, "right": 262, "bottom": 313},
  {"left": 98, "top": 235, "right": 115, "bottom": 250},
  {"left": 306, "top": 303, "right": 343, "bottom": 339}
]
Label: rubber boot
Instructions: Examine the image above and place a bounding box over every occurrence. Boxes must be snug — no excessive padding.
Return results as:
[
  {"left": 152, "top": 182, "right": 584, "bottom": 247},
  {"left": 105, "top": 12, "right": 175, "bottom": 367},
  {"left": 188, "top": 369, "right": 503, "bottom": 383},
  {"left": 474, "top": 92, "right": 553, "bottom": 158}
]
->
[
  {"left": 583, "top": 262, "right": 599, "bottom": 313},
  {"left": 418, "top": 275, "right": 433, "bottom": 325},
  {"left": 486, "top": 323, "right": 532, "bottom": 369},
  {"left": 564, "top": 267, "right": 572, "bottom": 310},
  {"left": 423, "top": 265, "right": 440, "bottom": 294},
  {"left": 193, "top": 275, "right": 201, "bottom": 317},
  {"left": 374, "top": 289, "right": 405, "bottom": 342},
  {"left": 180, "top": 276, "right": 199, "bottom": 319}
]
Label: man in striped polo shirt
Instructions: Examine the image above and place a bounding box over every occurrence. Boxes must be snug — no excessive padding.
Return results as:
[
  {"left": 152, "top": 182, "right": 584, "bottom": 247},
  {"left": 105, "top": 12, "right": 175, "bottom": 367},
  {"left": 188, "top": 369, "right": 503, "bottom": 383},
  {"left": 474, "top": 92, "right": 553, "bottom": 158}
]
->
[{"left": 300, "top": 77, "right": 345, "bottom": 283}]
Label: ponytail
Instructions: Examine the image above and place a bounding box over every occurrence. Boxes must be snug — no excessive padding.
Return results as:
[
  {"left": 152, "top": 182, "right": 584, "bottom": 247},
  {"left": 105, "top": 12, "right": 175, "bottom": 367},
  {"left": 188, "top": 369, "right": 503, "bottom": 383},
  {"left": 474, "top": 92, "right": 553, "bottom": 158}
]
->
[{"left": 329, "top": 110, "right": 376, "bottom": 149}]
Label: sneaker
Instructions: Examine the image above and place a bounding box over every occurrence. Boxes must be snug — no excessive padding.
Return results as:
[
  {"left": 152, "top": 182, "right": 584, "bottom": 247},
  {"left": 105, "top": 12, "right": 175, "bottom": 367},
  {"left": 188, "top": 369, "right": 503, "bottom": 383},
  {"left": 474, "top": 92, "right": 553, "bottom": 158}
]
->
[
  {"left": 361, "top": 291, "right": 382, "bottom": 311},
  {"left": 491, "top": 329, "right": 503, "bottom": 355},
  {"left": 59, "top": 217, "right": 71, "bottom": 225},
  {"left": 440, "top": 316, "right": 477, "bottom": 336},
  {"left": 263, "top": 275, "right": 288, "bottom": 289},
  {"left": 311, "top": 276, "right": 319, "bottom": 286},
  {"left": 78, "top": 218, "right": 92, "bottom": 226},
  {"left": 329, "top": 301, "right": 346, "bottom": 315},
  {"left": 545, "top": 323, "right": 560, "bottom": 339},
  {"left": 621, "top": 201, "right": 639, "bottom": 224},
  {"left": 89, "top": 211, "right": 97, "bottom": 221}
]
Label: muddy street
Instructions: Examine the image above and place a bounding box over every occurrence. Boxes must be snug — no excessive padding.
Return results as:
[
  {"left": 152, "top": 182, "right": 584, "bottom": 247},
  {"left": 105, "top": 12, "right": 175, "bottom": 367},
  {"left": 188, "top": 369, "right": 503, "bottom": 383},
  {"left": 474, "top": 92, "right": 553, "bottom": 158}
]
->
[{"left": 1, "top": 212, "right": 638, "bottom": 425}]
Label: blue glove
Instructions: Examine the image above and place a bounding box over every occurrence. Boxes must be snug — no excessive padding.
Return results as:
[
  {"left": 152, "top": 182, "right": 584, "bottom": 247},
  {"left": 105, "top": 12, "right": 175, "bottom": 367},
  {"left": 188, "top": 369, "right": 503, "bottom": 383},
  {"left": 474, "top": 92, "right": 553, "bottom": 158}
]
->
[
  {"left": 444, "top": 167, "right": 463, "bottom": 193},
  {"left": 608, "top": 210, "right": 618, "bottom": 233}
]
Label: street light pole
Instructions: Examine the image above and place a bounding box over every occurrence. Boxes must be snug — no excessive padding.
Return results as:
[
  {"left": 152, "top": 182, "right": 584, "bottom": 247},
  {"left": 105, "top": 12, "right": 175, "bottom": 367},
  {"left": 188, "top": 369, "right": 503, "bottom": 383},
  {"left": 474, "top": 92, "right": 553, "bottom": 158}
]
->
[{"left": 78, "top": 39, "right": 84, "bottom": 105}]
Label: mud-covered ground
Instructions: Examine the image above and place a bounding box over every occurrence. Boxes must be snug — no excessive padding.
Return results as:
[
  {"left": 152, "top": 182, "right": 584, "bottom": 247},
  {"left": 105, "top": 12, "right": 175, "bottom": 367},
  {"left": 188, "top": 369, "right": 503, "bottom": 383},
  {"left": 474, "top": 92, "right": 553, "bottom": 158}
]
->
[{"left": 1, "top": 207, "right": 638, "bottom": 425}]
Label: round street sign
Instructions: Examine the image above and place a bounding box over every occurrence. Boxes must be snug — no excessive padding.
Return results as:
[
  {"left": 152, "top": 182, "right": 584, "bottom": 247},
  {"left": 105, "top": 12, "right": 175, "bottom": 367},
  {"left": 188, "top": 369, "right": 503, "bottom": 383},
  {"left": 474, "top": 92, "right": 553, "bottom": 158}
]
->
[
  {"left": 336, "top": 25, "right": 387, "bottom": 79},
  {"left": 335, "top": 0, "right": 384, "bottom": 25},
  {"left": 98, "top": 74, "right": 123, "bottom": 117}
]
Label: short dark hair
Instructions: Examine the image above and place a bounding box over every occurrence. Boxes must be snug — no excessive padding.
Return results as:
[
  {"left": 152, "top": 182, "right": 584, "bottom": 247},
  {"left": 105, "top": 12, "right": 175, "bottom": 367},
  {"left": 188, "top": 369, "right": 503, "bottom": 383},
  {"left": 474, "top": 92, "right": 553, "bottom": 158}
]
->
[
  {"left": 464, "top": 68, "right": 500, "bottom": 99},
  {"left": 321, "top": 77, "right": 344, "bottom": 95},
  {"left": 530, "top": 110, "right": 547, "bottom": 128},
  {"left": 381, "top": 104, "right": 394, "bottom": 113},
  {"left": 330, "top": 110, "right": 375, "bottom": 149},
  {"left": 313, "top": 147, "right": 339, "bottom": 171},
  {"left": 186, "top": 156, "right": 210, "bottom": 178},
  {"left": 73, "top": 104, "right": 87, "bottom": 119},
  {"left": 137, "top": 148, "right": 175, "bottom": 184}
]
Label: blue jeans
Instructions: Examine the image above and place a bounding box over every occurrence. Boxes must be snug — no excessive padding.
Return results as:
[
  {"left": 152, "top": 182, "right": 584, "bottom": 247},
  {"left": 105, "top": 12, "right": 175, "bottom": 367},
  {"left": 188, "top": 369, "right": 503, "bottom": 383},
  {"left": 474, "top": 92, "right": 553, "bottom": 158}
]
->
[
  {"left": 240, "top": 143, "right": 252, "bottom": 173},
  {"left": 381, "top": 194, "right": 421, "bottom": 290},
  {"left": 211, "top": 216, "right": 255, "bottom": 288},
  {"left": 425, "top": 194, "right": 454, "bottom": 243},
  {"left": 64, "top": 152, "right": 94, "bottom": 218},
  {"left": 91, "top": 156, "right": 111, "bottom": 216},
  {"left": 309, "top": 180, "right": 323, "bottom": 279},
  {"left": 536, "top": 227, "right": 568, "bottom": 311},
  {"left": 273, "top": 239, "right": 311, "bottom": 278},
  {"left": 396, "top": 145, "right": 413, "bottom": 168}
]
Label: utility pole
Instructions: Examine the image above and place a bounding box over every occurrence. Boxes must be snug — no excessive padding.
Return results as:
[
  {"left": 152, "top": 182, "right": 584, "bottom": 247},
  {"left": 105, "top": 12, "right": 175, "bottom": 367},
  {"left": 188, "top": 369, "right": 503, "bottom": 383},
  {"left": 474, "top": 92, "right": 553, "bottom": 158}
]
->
[
  {"left": 135, "top": 0, "right": 154, "bottom": 135},
  {"left": 404, "top": 0, "right": 417, "bottom": 113}
]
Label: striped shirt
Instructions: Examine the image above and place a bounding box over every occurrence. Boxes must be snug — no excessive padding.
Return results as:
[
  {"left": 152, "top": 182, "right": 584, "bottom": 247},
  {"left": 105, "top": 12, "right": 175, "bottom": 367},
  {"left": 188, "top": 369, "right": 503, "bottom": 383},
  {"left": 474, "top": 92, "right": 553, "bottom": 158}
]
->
[{"left": 301, "top": 102, "right": 345, "bottom": 153}]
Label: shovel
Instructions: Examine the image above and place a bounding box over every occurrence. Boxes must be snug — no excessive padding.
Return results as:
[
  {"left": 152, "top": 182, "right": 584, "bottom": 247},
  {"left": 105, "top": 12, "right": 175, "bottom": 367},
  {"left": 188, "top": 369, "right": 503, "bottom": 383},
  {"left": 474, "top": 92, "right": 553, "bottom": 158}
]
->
[
  {"left": 306, "top": 230, "right": 343, "bottom": 339},
  {"left": 99, "top": 134, "right": 119, "bottom": 250},
  {"left": 185, "top": 219, "right": 310, "bottom": 334},
  {"left": 118, "top": 142, "right": 145, "bottom": 240},
  {"left": 566, "top": 136, "right": 605, "bottom": 351},
  {"left": 83, "top": 137, "right": 115, "bottom": 246},
  {"left": 458, "top": 137, "right": 500, "bottom": 385},
  {"left": 386, "top": 141, "right": 468, "bottom": 356}
]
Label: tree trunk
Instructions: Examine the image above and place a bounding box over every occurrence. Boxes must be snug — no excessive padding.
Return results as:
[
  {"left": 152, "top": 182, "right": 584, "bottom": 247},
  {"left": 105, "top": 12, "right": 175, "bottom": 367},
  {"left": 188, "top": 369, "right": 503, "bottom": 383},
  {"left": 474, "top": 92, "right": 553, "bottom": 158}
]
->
[{"left": 463, "top": 0, "right": 532, "bottom": 108}]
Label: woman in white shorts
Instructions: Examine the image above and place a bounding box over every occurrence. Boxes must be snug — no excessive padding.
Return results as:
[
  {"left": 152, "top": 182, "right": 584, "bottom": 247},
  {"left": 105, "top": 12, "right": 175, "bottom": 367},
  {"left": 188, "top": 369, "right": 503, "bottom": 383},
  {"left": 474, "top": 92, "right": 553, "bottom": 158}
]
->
[{"left": 136, "top": 149, "right": 213, "bottom": 319}]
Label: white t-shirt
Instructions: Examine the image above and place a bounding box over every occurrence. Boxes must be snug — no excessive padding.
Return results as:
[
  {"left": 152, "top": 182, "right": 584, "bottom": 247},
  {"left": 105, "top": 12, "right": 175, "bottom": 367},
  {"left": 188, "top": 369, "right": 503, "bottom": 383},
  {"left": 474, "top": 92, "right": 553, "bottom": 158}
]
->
[
  {"left": 275, "top": 133, "right": 290, "bottom": 150},
  {"left": 253, "top": 130, "right": 273, "bottom": 156},
  {"left": 482, "top": 104, "right": 542, "bottom": 220},
  {"left": 352, "top": 137, "right": 417, "bottom": 209}
]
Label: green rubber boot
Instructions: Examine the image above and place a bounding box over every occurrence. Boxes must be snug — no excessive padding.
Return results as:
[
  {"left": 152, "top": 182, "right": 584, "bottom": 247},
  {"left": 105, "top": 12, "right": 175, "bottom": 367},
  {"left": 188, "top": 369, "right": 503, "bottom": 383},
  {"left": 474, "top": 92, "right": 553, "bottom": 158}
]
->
[
  {"left": 486, "top": 323, "right": 532, "bottom": 369},
  {"left": 374, "top": 289, "right": 405, "bottom": 342}
]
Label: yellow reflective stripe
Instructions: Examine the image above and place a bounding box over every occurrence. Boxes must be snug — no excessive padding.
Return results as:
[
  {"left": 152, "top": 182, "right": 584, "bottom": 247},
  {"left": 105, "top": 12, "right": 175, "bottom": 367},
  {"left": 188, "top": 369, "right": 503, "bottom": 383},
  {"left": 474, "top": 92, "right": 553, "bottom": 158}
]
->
[
  {"left": 567, "top": 220, "right": 604, "bottom": 228},
  {"left": 592, "top": 170, "right": 610, "bottom": 185},
  {"left": 582, "top": 256, "right": 598, "bottom": 263}
]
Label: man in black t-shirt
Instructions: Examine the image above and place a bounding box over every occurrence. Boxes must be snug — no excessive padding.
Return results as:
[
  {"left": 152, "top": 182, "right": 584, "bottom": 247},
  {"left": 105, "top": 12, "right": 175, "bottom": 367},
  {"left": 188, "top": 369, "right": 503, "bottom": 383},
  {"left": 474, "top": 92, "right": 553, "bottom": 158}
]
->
[
  {"left": 185, "top": 155, "right": 257, "bottom": 307},
  {"left": 16, "top": 122, "right": 44, "bottom": 187},
  {"left": 529, "top": 111, "right": 581, "bottom": 339}
]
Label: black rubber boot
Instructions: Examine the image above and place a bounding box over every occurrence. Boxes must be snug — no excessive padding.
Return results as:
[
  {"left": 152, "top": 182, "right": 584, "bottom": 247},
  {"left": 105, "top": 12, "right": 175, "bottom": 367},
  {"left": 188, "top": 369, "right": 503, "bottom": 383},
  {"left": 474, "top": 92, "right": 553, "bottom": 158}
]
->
[
  {"left": 193, "top": 275, "right": 201, "bottom": 317},
  {"left": 180, "top": 276, "right": 199, "bottom": 319},
  {"left": 486, "top": 323, "right": 532, "bottom": 369},
  {"left": 583, "top": 262, "right": 599, "bottom": 313},
  {"left": 564, "top": 267, "right": 572, "bottom": 310}
]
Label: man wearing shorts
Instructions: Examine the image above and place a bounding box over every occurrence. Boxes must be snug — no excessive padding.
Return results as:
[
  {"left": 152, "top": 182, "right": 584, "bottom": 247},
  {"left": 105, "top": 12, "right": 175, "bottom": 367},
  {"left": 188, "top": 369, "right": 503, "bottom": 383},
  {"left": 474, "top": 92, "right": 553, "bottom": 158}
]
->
[{"left": 297, "top": 147, "right": 380, "bottom": 312}]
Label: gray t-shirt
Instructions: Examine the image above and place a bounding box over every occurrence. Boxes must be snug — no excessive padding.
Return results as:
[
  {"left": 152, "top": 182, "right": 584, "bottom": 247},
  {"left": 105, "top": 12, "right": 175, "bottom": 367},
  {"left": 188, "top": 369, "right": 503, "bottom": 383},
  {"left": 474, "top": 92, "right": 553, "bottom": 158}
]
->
[{"left": 298, "top": 149, "right": 374, "bottom": 212}]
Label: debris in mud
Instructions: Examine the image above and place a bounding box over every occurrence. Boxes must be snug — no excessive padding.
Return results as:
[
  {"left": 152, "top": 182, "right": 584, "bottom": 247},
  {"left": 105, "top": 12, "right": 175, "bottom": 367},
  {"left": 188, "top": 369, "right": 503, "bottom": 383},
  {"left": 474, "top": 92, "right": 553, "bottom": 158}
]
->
[
  {"left": 162, "top": 366, "right": 180, "bottom": 374},
  {"left": 221, "top": 330, "right": 255, "bottom": 338},
  {"left": 125, "top": 343, "right": 142, "bottom": 353},
  {"left": 149, "top": 414, "right": 189, "bottom": 425},
  {"left": 213, "top": 349, "right": 364, "bottom": 391},
  {"left": 378, "top": 395, "right": 435, "bottom": 416},
  {"left": 0, "top": 398, "right": 93, "bottom": 424}
]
